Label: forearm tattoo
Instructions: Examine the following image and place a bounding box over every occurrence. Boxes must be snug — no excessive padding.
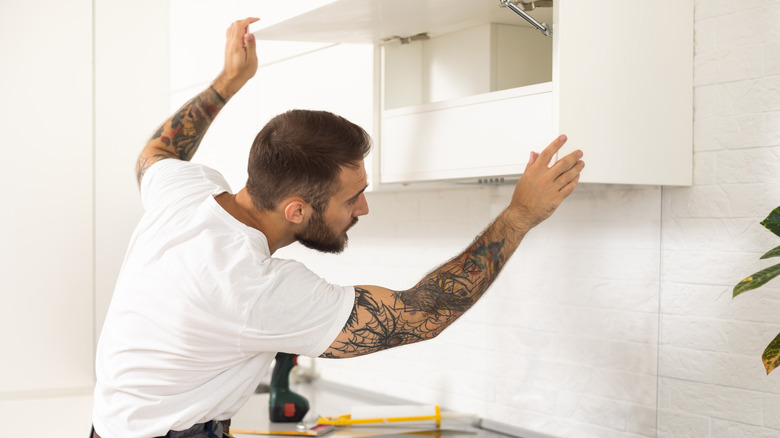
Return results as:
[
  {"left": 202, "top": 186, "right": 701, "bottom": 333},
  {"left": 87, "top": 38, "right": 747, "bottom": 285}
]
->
[
  {"left": 322, "top": 239, "right": 507, "bottom": 358},
  {"left": 135, "top": 86, "right": 226, "bottom": 184}
]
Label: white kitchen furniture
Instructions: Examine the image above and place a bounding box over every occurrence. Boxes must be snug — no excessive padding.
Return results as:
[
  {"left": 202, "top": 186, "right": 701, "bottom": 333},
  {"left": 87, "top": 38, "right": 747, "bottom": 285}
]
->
[{"left": 253, "top": 0, "right": 693, "bottom": 187}]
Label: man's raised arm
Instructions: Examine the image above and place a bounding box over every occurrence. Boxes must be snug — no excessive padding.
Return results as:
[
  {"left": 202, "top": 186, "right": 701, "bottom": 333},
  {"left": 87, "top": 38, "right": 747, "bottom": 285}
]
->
[
  {"left": 135, "top": 17, "right": 259, "bottom": 186},
  {"left": 322, "top": 135, "right": 584, "bottom": 358}
]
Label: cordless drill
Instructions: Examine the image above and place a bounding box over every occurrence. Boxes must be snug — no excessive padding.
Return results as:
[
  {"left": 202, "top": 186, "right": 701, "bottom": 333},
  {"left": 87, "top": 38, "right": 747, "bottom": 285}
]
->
[{"left": 269, "top": 353, "right": 310, "bottom": 422}]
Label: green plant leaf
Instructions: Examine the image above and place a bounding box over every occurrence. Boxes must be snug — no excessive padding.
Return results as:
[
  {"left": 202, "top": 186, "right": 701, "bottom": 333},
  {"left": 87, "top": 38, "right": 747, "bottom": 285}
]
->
[
  {"left": 762, "top": 206, "right": 780, "bottom": 238},
  {"left": 763, "top": 332, "right": 780, "bottom": 374},
  {"left": 733, "top": 262, "right": 780, "bottom": 298},
  {"left": 762, "top": 245, "right": 780, "bottom": 260}
]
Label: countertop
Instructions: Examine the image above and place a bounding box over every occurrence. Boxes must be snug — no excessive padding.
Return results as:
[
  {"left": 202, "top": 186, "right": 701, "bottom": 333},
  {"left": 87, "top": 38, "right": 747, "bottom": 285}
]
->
[{"left": 230, "top": 380, "right": 515, "bottom": 438}]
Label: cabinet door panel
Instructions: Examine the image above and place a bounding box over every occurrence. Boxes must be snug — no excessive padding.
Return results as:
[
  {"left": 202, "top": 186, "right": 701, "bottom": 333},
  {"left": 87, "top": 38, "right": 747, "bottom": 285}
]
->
[
  {"left": 555, "top": 0, "right": 693, "bottom": 185},
  {"left": 0, "top": 0, "right": 94, "bottom": 393}
]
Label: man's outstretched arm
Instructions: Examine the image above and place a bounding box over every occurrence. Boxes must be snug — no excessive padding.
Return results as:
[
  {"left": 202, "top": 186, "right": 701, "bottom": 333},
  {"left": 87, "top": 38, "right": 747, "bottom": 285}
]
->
[
  {"left": 322, "top": 135, "right": 584, "bottom": 358},
  {"left": 135, "top": 17, "right": 259, "bottom": 186}
]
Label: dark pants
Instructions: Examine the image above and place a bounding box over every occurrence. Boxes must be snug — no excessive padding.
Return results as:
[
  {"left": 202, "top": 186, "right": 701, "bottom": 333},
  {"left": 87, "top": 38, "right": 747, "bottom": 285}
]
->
[{"left": 91, "top": 419, "right": 231, "bottom": 438}]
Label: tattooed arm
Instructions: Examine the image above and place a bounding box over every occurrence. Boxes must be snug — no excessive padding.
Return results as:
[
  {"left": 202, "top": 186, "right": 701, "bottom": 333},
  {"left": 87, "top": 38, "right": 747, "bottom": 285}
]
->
[
  {"left": 321, "top": 135, "right": 585, "bottom": 358},
  {"left": 135, "top": 17, "right": 259, "bottom": 185}
]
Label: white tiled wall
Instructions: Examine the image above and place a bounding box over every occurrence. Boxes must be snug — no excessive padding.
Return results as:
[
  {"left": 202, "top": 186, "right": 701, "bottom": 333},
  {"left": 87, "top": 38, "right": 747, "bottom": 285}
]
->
[
  {"left": 657, "top": 1, "right": 780, "bottom": 437},
  {"left": 278, "top": 1, "right": 780, "bottom": 437},
  {"left": 283, "top": 183, "right": 664, "bottom": 438}
]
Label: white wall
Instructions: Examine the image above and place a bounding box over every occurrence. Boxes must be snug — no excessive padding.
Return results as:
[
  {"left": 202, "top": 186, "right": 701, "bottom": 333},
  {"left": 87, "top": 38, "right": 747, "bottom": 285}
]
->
[
  {"left": 657, "top": 1, "right": 780, "bottom": 436},
  {"left": 291, "top": 175, "right": 663, "bottom": 438}
]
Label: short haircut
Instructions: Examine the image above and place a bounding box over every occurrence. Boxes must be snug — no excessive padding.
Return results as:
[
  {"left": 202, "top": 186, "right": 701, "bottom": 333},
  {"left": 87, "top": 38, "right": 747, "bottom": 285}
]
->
[{"left": 246, "top": 109, "right": 371, "bottom": 213}]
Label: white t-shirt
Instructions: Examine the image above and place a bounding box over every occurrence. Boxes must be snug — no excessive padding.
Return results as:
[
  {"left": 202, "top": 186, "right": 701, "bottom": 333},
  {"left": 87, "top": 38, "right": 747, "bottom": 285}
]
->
[{"left": 93, "top": 159, "right": 354, "bottom": 438}]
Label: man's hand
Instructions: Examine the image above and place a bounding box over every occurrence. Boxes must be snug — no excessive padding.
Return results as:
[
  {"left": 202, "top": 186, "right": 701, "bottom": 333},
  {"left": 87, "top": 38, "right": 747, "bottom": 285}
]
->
[
  {"left": 213, "top": 17, "right": 259, "bottom": 100},
  {"left": 506, "top": 135, "right": 584, "bottom": 232}
]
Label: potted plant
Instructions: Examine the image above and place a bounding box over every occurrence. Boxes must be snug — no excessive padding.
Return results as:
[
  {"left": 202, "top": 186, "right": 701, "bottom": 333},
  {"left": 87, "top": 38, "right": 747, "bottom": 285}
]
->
[{"left": 733, "top": 206, "right": 780, "bottom": 374}]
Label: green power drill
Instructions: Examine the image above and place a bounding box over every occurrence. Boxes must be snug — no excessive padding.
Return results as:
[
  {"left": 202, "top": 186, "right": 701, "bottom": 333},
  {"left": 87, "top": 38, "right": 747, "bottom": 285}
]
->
[{"left": 269, "top": 352, "right": 310, "bottom": 422}]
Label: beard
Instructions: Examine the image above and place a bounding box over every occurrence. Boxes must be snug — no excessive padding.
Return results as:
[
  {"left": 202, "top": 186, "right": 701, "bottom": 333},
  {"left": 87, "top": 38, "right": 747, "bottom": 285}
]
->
[{"left": 295, "top": 209, "right": 358, "bottom": 254}]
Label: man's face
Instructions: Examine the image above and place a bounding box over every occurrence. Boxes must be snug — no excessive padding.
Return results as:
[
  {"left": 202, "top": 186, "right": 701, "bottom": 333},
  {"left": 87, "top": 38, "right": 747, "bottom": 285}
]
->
[{"left": 295, "top": 161, "right": 369, "bottom": 254}]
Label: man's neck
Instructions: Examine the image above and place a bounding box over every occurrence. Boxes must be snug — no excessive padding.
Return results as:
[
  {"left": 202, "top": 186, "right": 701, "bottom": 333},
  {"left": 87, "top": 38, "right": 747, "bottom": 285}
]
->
[{"left": 214, "top": 189, "right": 294, "bottom": 254}]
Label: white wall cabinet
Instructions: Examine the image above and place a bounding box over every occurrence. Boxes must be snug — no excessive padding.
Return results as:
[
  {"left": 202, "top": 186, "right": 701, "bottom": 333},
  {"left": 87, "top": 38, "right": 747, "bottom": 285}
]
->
[{"left": 252, "top": 0, "right": 693, "bottom": 186}]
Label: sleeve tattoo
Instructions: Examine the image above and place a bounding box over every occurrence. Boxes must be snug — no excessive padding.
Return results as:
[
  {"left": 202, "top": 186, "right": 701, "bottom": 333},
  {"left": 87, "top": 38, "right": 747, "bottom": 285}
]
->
[
  {"left": 135, "top": 86, "right": 226, "bottom": 184},
  {"left": 322, "top": 238, "right": 506, "bottom": 358}
]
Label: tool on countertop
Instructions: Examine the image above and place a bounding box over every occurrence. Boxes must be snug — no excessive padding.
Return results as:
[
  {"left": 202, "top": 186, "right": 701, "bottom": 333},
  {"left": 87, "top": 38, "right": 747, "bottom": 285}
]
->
[
  {"left": 269, "top": 353, "right": 310, "bottom": 422},
  {"left": 317, "top": 405, "right": 446, "bottom": 427}
]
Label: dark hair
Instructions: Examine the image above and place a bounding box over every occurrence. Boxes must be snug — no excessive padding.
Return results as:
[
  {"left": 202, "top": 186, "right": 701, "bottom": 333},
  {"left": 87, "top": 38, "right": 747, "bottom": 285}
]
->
[{"left": 246, "top": 110, "right": 371, "bottom": 213}]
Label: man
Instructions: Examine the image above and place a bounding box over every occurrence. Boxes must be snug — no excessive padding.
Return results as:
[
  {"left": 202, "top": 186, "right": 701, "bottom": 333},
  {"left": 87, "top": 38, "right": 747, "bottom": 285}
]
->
[{"left": 92, "top": 17, "right": 584, "bottom": 438}]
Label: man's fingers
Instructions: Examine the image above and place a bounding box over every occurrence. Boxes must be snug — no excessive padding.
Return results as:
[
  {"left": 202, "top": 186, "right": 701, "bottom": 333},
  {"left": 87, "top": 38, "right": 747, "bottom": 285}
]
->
[
  {"left": 559, "top": 174, "right": 581, "bottom": 197},
  {"left": 551, "top": 149, "right": 583, "bottom": 177},
  {"left": 228, "top": 17, "right": 260, "bottom": 40},
  {"left": 244, "top": 32, "right": 256, "bottom": 53},
  {"left": 535, "top": 134, "right": 568, "bottom": 167},
  {"left": 240, "top": 17, "right": 260, "bottom": 38},
  {"left": 525, "top": 151, "right": 538, "bottom": 172},
  {"left": 556, "top": 160, "right": 585, "bottom": 191},
  {"left": 235, "top": 17, "right": 260, "bottom": 31}
]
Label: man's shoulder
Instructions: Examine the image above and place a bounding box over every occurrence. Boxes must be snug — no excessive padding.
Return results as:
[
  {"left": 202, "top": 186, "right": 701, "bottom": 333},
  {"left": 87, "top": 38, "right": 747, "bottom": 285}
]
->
[
  {"left": 145, "top": 159, "right": 225, "bottom": 187},
  {"left": 141, "top": 160, "right": 231, "bottom": 211}
]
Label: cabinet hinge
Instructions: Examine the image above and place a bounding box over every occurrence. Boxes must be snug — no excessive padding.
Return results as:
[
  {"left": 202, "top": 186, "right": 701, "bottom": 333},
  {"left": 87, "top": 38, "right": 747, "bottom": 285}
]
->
[{"left": 500, "top": 0, "right": 553, "bottom": 37}]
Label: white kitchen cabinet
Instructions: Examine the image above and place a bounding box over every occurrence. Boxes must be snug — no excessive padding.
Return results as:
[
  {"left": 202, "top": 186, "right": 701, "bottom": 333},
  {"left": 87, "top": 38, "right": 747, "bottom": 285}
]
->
[
  {"left": 252, "top": 0, "right": 693, "bottom": 186},
  {"left": 1, "top": 0, "right": 95, "bottom": 394}
]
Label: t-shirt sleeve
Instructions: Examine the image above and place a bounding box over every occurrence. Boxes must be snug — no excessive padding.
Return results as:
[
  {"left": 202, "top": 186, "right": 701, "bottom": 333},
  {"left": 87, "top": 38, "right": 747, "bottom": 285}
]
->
[
  {"left": 240, "top": 259, "right": 355, "bottom": 357},
  {"left": 140, "top": 159, "right": 231, "bottom": 212}
]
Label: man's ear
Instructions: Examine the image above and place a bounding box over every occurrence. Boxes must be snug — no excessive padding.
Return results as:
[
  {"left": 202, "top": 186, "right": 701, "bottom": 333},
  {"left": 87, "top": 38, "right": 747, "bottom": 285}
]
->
[{"left": 282, "top": 198, "right": 308, "bottom": 224}]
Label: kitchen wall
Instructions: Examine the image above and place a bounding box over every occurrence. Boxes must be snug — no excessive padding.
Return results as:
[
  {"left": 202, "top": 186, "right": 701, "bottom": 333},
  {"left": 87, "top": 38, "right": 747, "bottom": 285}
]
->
[
  {"left": 279, "top": 1, "right": 780, "bottom": 437},
  {"left": 289, "top": 184, "right": 663, "bottom": 438},
  {"left": 657, "top": 1, "right": 780, "bottom": 436}
]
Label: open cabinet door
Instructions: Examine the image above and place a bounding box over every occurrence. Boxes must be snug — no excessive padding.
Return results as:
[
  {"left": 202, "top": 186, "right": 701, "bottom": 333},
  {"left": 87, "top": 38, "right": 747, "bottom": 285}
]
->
[{"left": 554, "top": 0, "right": 694, "bottom": 185}]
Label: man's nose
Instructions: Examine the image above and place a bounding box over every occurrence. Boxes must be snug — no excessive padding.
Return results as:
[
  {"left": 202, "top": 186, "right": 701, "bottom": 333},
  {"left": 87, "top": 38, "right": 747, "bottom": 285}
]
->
[{"left": 354, "top": 193, "right": 369, "bottom": 217}]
